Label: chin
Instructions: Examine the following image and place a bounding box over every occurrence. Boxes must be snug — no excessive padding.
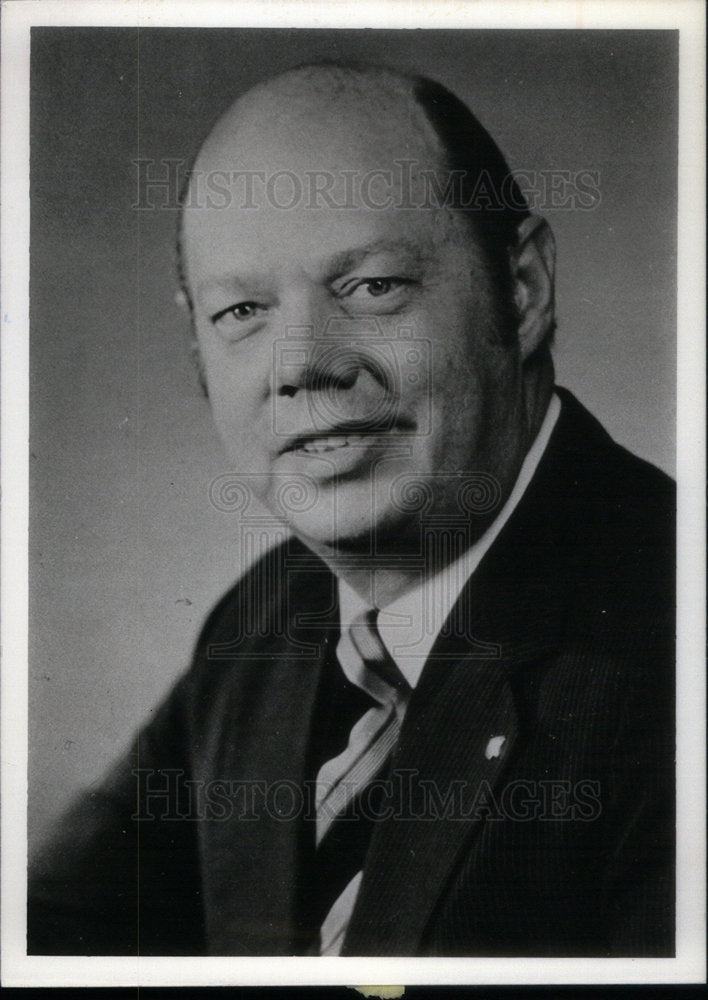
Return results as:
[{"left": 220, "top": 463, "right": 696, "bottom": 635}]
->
[{"left": 290, "top": 504, "right": 419, "bottom": 558}]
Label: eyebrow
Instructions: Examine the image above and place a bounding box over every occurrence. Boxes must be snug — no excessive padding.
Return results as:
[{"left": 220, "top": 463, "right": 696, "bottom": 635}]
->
[
  {"left": 323, "top": 239, "right": 427, "bottom": 279},
  {"left": 196, "top": 238, "right": 427, "bottom": 303}
]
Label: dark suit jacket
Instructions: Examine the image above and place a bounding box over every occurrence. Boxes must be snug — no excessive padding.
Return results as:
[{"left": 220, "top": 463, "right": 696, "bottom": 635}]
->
[{"left": 28, "top": 389, "right": 675, "bottom": 956}]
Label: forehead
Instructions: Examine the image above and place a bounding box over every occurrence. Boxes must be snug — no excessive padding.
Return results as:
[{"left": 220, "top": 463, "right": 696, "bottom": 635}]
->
[
  {"left": 182, "top": 84, "right": 474, "bottom": 288},
  {"left": 195, "top": 73, "right": 442, "bottom": 175}
]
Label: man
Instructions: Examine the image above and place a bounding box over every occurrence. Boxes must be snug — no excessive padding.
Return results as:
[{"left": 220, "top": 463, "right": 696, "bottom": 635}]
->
[{"left": 29, "top": 62, "right": 674, "bottom": 957}]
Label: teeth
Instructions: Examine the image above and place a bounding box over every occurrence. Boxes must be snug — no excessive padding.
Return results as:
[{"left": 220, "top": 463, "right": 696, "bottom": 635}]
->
[{"left": 299, "top": 434, "right": 366, "bottom": 453}]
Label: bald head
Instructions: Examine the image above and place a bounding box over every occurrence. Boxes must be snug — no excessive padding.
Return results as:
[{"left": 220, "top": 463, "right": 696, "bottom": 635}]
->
[
  {"left": 179, "top": 62, "right": 531, "bottom": 319},
  {"left": 196, "top": 63, "right": 442, "bottom": 175}
]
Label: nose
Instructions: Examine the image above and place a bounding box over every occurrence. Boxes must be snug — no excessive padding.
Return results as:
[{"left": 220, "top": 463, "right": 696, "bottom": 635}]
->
[
  {"left": 272, "top": 297, "right": 397, "bottom": 434},
  {"left": 275, "top": 334, "right": 361, "bottom": 399},
  {"left": 272, "top": 290, "right": 365, "bottom": 399}
]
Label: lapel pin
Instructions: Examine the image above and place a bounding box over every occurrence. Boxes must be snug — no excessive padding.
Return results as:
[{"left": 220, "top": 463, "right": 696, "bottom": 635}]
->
[{"left": 485, "top": 735, "right": 506, "bottom": 760}]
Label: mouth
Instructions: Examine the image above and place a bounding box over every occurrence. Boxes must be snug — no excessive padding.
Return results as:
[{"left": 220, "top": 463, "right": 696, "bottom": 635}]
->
[{"left": 279, "top": 420, "right": 414, "bottom": 456}]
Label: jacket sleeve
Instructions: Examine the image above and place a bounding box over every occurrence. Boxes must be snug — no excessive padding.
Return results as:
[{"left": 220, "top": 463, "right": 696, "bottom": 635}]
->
[{"left": 28, "top": 669, "right": 206, "bottom": 955}]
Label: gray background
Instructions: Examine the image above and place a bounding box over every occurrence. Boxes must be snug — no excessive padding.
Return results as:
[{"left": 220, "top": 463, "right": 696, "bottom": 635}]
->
[{"left": 29, "top": 28, "right": 677, "bottom": 847}]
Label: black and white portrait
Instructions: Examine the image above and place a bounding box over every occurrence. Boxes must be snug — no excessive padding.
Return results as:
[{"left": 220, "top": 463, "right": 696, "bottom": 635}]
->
[{"left": 2, "top": 1, "right": 703, "bottom": 989}]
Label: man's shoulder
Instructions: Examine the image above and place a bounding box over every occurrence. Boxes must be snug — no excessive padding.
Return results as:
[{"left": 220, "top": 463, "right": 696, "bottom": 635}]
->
[
  {"left": 552, "top": 386, "right": 674, "bottom": 496},
  {"left": 498, "top": 391, "right": 675, "bottom": 749},
  {"left": 201, "top": 533, "right": 325, "bottom": 606},
  {"left": 533, "top": 388, "right": 675, "bottom": 648},
  {"left": 545, "top": 387, "right": 674, "bottom": 551},
  {"left": 480, "top": 388, "right": 675, "bottom": 658},
  {"left": 189, "top": 537, "right": 333, "bottom": 670},
  {"left": 161, "top": 538, "right": 333, "bottom": 736}
]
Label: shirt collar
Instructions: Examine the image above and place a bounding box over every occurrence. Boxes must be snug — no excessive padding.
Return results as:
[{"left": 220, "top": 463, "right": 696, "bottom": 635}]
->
[{"left": 337, "top": 391, "right": 561, "bottom": 689}]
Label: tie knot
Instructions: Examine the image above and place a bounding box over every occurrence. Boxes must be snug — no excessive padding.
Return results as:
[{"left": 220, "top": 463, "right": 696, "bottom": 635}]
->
[{"left": 348, "top": 609, "right": 408, "bottom": 693}]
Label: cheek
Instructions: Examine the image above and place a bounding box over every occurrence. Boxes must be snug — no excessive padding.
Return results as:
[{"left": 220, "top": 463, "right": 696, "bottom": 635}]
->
[
  {"left": 204, "top": 365, "right": 265, "bottom": 455},
  {"left": 421, "top": 308, "right": 514, "bottom": 468},
  {"left": 425, "top": 310, "right": 479, "bottom": 403},
  {"left": 197, "top": 330, "right": 267, "bottom": 422},
  {"left": 427, "top": 283, "right": 510, "bottom": 385}
]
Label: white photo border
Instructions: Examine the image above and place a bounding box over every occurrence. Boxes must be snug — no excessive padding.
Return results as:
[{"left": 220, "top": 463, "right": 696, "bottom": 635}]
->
[{"left": 1, "top": 0, "right": 705, "bottom": 988}]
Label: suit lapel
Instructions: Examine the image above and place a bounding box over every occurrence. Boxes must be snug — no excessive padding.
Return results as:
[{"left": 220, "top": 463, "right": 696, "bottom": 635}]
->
[
  {"left": 205, "top": 542, "right": 339, "bottom": 954},
  {"left": 342, "top": 648, "right": 521, "bottom": 954}
]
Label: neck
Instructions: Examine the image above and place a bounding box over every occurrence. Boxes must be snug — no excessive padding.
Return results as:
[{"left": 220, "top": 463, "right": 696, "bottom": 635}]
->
[
  {"left": 522, "top": 350, "right": 555, "bottom": 450},
  {"left": 299, "top": 533, "right": 434, "bottom": 607},
  {"left": 299, "top": 512, "right": 500, "bottom": 608},
  {"left": 333, "top": 564, "right": 424, "bottom": 609}
]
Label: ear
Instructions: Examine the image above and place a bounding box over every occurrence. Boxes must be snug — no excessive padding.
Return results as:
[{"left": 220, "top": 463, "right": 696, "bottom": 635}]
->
[{"left": 510, "top": 215, "right": 556, "bottom": 360}]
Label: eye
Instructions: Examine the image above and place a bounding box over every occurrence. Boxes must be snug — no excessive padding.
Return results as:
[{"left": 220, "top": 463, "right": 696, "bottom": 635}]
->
[
  {"left": 342, "top": 277, "right": 412, "bottom": 300},
  {"left": 362, "top": 278, "right": 396, "bottom": 297},
  {"left": 212, "top": 301, "right": 262, "bottom": 324}
]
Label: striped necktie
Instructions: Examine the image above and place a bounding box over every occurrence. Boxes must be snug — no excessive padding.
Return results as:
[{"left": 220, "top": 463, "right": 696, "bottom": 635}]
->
[{"left": 314, "top": 608, "right": 410, "bottom": 955}]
